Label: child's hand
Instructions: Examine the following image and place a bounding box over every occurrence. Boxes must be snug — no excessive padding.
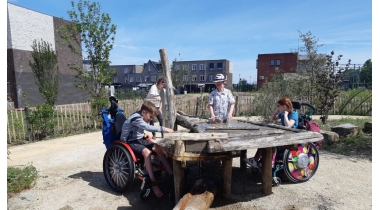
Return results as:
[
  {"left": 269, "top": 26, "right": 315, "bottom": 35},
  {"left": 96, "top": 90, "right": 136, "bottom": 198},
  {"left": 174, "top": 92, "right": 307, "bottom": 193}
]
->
[{"left": 165, "top": 128, "right": 174, "bottom": 133}]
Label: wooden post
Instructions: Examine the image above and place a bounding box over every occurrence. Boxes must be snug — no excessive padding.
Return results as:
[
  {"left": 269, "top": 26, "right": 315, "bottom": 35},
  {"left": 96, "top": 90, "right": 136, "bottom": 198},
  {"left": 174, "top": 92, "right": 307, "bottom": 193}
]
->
[
  {"left": 160, "top": 88, "right": 168, "bottom": 128},
  {"left": 7, "top": 112, "right": 11, "bottom": 143},
  {"left": 80, "top": 104, "right": 84, "bottom": 130},
  {"left": 24, "top": 107, "right": 32, "bottom": 141},
  {"left": 222, "top": 158, "right": 232, "bottom": 199},
  {"left": 60, "top": 106, "right": 64, "bottom": 133},
  {"left": 261, "top": 147, "right": 273, "bottom": 195},
  {"left": 234, "top": 96, "right": 239, "bottom": 116},
  {"left": 10, "top": 110, "right": 16, "bottom": 141},
  {"left": 173, "top": 159, "right": 184, "bottom": 204},
  {"left": 195, "top": 97, "right": 199, "bottom": 117},
  {"left": 159, "top": 48, "right": 176, "bottom": 129}
]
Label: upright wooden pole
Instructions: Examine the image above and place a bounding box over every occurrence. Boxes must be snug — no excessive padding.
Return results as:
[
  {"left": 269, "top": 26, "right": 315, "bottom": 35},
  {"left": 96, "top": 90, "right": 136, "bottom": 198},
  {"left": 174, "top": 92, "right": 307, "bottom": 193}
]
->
[
  {"left": 25, "top": 107, "right": 32, "bottom": 141},
  {"left": 159, "top": 48, "right": 176, "bottom": 129}
]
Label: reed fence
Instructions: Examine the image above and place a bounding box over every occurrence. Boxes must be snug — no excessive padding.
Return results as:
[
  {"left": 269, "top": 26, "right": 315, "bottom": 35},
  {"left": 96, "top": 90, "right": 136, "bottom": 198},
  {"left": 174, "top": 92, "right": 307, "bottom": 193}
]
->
[{"left": 7, "top": 93, "right": 371, "bottom": 144}]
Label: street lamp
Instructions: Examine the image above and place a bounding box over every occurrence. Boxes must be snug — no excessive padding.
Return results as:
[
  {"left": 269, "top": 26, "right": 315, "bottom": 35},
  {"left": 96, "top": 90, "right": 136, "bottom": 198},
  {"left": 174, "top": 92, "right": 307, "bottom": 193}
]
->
[{"left": 239, "top": 74, "right": 241, "bottom": 92}]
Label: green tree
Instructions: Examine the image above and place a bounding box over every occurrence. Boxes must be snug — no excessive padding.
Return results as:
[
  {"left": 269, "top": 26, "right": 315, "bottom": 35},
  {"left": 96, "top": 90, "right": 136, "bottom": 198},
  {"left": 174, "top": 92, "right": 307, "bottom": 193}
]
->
[
  {"left": 297, "top": 30, "right": 326, "bottom": 105},
  {"left": 29, "top": 38, "right": 60, "bottom": 106},
  {"left": 360, "top": 59, "right": 372, "bottom": 88},
  {"left": 58, "top": 0, "right": 117, "bottom": 100}
]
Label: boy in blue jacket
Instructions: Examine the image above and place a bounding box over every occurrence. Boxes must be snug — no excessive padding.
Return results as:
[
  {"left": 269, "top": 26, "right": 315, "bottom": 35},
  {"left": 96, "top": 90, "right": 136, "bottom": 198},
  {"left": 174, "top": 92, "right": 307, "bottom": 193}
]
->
[{"left": 121, "top": 100, "right": 174, "bottom": 198}]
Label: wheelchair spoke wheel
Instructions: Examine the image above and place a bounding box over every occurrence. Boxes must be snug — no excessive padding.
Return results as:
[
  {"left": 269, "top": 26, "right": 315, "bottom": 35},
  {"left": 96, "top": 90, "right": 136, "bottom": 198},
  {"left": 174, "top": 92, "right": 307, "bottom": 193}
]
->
[
  {"left": 283, "top": 142, "right": 319, "bottom": 183},
  {"left": 103, "top": 144, "right": 135, "bottom": 192}
]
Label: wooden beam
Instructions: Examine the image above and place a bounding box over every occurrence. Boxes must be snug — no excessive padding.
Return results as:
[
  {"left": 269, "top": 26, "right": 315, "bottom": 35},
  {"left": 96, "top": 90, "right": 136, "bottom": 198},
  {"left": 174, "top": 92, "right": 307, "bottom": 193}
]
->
[
  {"left": 163, "top": 132, "right": 228, "bottom": 141},
  {"left": 207, "top": 132, "right": 323, "bottom": 153},
  {"left": 159, "top": 48, "right": 176, "bottom": 129}
]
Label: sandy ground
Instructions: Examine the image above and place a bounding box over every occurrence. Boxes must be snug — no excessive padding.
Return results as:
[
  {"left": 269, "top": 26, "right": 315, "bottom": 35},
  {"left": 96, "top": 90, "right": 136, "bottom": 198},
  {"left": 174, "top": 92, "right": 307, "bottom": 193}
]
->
[{"left": 7, "top": 116, "right": 373, "bottom": 210}]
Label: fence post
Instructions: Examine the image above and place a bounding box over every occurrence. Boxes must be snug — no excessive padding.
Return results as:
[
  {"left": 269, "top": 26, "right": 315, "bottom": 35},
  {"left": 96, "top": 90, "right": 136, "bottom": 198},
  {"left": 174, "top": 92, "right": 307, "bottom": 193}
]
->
[
  {"left": 25, "top": 106, "right": 32, "bottom": 142},
  {"left": 234, "top": 96, "right": 239, "bottom": 116}
]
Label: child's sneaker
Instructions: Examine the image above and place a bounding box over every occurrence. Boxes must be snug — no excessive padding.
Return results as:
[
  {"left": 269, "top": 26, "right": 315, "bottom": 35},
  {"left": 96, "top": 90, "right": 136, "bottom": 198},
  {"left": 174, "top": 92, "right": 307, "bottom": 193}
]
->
[{"left": 244, "top": 157, "right": 258, "bottom": 168}]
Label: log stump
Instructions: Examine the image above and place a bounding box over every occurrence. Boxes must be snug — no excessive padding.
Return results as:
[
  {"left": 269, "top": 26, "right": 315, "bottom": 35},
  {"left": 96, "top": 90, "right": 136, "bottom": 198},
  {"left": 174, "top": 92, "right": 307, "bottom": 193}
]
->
[
  {"left": 320, "top": 130, "right": 339, "bottom": 145},
  {"left": 363, "top": 122, "right": 372, "bottom": 133},
  {"left": 331, "top": 123, "right": 361, "bottom": 138},
  {"left": 173, "top": 177, "right": 217, "bottom": 210}
]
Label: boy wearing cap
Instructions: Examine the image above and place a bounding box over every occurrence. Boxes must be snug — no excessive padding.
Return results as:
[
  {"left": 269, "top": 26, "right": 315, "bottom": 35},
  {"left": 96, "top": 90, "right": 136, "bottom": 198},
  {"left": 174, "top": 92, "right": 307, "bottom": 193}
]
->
[{"left": 208, "top": 74, "right": 235, "bottom": 123}]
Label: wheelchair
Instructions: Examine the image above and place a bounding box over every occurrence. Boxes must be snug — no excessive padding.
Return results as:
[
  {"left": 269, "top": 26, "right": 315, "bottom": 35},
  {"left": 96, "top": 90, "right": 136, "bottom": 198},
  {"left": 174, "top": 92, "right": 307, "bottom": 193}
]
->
[
  {"left": 100, "top": 96, "right": 172, "bottom": 200},
  {"left": 245, "top": 101, "right": 320, "bottom": 186}
]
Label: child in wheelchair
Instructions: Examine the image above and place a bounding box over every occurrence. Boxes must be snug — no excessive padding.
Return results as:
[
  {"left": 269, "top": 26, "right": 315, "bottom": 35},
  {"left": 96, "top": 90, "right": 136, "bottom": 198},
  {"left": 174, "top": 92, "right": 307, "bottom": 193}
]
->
[
  {"left": 247, "top": 97, "right": 299, "bottom": 167},
  {"left": 121, "top": 100, "right": 174, "bottom": 198}
]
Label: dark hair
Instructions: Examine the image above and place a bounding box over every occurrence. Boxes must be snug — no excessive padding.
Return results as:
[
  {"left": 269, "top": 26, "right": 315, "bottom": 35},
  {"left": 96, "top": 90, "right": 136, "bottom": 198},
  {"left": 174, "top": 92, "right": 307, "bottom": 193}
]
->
[
  {"left": 277, "top": 97, "right": 294, "bottom": 113},
  {"left": 140, "top": 100, "right": 157, "bottom": 116},
  {"left": 156, "top": 76, "right": 165, "bottom": 85}
]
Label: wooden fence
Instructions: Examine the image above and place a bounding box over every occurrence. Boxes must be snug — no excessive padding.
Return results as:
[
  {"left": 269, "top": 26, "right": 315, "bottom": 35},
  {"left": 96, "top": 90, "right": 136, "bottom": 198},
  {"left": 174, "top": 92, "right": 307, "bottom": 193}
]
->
[{"left": 7, "top": 93, "right": 371, "bottom": 144}]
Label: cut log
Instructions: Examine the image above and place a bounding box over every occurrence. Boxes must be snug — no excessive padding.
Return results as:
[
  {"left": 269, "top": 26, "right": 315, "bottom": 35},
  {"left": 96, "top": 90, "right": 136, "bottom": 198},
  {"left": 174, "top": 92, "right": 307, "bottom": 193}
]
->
[
  {"left": 173, "top": 178, "right": 217, "bottom": 210},
  {"left": 175, "top": 114, "right": 207, "bottom": 133}
]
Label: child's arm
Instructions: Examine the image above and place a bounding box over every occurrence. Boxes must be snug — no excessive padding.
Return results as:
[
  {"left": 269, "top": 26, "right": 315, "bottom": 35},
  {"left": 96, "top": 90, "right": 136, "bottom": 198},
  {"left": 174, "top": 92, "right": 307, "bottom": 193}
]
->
[{"left": 132, "top": 117, "right": 165, "bottom": 133}]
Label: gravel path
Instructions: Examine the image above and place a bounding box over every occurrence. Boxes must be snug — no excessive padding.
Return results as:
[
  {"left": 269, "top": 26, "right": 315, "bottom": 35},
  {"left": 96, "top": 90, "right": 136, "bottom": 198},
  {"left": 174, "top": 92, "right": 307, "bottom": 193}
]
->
[{"left": 7, "top": 116, "right": 372, "bottom": 210}]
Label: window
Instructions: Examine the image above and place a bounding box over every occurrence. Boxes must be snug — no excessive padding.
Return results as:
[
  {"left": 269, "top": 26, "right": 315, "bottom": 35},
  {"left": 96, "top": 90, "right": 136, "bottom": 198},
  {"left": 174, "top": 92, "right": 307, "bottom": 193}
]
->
[
  {"left": 200, "top": 64, "right": 205, "bottom": 70},
  {"left": 151, "top": 76, "right": 156, "bottom": 83},
  {"left": 200, "top": 75, "right": 205, "bottom": 81},
  {"left": 149, "top": 66, "right": 151, "bottom": 71},
  {"left": 182, "top": 64, "right": 187, "bottom": 70},
  {"left": 192, "top": 64, "right": 197, "bottom": 70},
  {"left": 183, "top": 75, "right": 188, "bottom": 81},
  {"left": 136, "top": 76, "right": 141, "bottom": 82},
  {"left": 130, "top": 77, "right": 134, "bottom": 82},
  {"left": 176, "top": 65, "right": 180, "bottom": 70},
  {"left": 276, "top": 59, "right": 281, "bottom": 66},
  {"left": 145, "top": 76, "right": 150, "bottom": 82},
  {"left": 209, "top": 74, "right": 213, "bottom": 81},
  {"left": 125, "top": 76, "right": 128, "bottom": 83},
  {"left": 113, "top": 77, "right": 118, "bottom": 83},
  {"left": 209, "top": 63, "right": 214, "bottom": 70},
  {"left": 192, "top": 75, "right": 197, "bottom": 81},
  {"left": 270, "top": 60, "right": 275, "bottom": 66},
  {"left": 124, "top": 68, "right": 129, "bottom": 74},
  {"left": 217, "top": 62, "right": 223, "bottom": 69}
]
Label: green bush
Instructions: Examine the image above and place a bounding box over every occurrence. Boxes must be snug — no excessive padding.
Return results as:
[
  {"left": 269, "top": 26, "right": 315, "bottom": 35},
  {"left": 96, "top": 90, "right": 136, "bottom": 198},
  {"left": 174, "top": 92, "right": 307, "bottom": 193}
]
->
[
  {"left": 7, "top": 163, "right": 39, "bottom": 193},
  {"left": 28, "top": 104, "right": 57, "bottom": 139}
]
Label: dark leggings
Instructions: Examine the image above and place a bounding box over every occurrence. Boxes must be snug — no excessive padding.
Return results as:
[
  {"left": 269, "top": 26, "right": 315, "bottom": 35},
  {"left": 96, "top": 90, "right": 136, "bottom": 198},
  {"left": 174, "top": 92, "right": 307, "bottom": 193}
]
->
[{"left": 150, "top": 107, "right": 163, "bottom": 137}]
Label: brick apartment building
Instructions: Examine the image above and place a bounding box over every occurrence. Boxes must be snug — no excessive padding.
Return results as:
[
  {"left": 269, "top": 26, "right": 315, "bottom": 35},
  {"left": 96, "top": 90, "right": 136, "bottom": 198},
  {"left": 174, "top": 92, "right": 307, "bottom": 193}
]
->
[
  {"left": 256, "top": 53, "right": 298, "bottom": 90},
  {"left": 7, "top": 3, "right": 89, "bottom": 108},
  {"left": 172, "top": 59, "right": 233, "bottom": 93}
]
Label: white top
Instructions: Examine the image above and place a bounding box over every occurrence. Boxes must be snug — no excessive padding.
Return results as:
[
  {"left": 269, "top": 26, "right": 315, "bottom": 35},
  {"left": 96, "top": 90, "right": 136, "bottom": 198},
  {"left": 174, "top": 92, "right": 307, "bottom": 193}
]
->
[{"left": 146, "top": 84, "right": 161, "bottom": 108}]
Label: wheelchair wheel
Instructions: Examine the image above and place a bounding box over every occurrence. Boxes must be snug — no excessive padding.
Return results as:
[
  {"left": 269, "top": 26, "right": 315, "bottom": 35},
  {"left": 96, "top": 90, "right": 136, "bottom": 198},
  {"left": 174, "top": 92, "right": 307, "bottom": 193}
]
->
[
  {"left": 103, "top": 144, "right": 135, "bottom": 192},
  {"left": 283, "top": 142, "right": 319, "bottom": 183}
]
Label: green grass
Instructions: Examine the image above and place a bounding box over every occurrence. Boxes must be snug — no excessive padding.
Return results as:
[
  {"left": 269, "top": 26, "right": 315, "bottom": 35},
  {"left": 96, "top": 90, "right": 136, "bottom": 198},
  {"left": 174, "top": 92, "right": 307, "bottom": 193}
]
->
[
  {"left": 313, "top": 117, "right": 372, "bottom": 160},
  {"left": 7, "top": 163, "right": 39, "bottom": 194}
]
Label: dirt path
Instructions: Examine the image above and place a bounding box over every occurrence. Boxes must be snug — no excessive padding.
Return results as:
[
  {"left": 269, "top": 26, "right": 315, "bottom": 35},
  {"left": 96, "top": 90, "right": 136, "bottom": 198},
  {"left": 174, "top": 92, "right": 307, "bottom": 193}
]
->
[{"left": 7, "top": 116, "right": 372, "bottom": 210}]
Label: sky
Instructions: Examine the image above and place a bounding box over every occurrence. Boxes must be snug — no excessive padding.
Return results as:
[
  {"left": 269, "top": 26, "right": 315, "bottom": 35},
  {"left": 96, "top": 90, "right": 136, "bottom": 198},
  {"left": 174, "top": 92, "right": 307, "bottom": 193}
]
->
[{"left": 4, "top": 0, "right": 373, "bottom": 84}]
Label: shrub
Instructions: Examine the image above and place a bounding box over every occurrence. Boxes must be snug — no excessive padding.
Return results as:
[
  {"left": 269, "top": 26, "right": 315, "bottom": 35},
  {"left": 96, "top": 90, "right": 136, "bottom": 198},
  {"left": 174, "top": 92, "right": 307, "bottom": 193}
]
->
[{"left": 7, "top": 163, "right": 39, "bottom": 193}]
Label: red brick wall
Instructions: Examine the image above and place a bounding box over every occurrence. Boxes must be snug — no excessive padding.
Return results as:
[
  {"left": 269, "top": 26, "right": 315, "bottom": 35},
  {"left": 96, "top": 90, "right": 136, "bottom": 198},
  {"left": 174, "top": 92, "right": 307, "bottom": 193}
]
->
[{"left": 257, "top": 53, "right": 298, "bottom": 90}]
